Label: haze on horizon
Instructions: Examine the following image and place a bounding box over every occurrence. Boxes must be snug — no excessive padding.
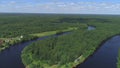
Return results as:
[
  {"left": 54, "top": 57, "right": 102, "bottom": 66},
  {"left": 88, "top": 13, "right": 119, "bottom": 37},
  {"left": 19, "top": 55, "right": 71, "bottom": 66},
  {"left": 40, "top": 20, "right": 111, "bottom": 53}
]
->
[{"left": 0, "top": 0, "right": 120, "bottom": 14}]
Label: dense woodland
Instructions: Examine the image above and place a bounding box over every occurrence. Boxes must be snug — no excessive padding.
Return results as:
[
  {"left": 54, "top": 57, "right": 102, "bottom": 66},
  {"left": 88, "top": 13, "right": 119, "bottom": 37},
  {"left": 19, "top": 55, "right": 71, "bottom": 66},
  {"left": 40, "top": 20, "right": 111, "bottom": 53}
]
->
[
  {"left": 20, "top": 14, "right": 120, "bottom": 68},
  {"left": 0, "top": 14, "right": 78, "bottom": 38},
  {"left": 0, "top": 14, "right": 79, "bottom": 51}
]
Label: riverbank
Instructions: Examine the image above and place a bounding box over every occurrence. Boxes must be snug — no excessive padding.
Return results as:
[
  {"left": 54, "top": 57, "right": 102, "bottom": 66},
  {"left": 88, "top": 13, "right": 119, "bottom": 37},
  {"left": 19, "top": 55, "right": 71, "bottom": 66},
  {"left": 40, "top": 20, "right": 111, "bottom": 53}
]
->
[
  {"left": 117, "top": 49, "right": 120, "bottom": 68},
  {"left": 76, "top": 34, "right": 120, "bottom": 68},
  {"left": 0, "top": 27, "right": 77, "bottom": 52}
]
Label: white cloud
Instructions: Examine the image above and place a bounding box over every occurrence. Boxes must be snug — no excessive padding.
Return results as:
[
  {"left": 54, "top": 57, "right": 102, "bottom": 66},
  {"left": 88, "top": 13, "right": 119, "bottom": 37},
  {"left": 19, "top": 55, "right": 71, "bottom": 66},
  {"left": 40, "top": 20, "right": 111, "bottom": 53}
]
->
[{"left": 1, "top": 2, "right": 120, "bottom": 14}]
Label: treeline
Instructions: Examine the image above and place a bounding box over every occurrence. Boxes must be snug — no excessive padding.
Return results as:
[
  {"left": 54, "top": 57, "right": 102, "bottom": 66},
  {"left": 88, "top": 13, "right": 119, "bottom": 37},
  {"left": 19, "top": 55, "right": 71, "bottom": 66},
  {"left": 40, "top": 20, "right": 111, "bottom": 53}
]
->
[{"left": 53, "top": 17, "right": 111, "bottom": 23}]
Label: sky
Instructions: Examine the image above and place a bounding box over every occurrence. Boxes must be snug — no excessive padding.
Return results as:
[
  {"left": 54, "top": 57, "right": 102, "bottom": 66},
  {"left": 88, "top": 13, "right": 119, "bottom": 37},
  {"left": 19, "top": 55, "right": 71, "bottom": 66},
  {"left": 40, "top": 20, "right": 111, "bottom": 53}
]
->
[{"left": 1, "top": 0, "right": 120, "bottom": 14}]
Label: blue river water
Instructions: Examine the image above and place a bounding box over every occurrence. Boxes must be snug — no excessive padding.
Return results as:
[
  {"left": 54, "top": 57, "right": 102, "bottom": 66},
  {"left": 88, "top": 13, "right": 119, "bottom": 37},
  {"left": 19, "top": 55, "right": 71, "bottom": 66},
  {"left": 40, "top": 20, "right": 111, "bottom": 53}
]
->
[{"left": 77, "top": 36, "right": 120, "bottom": 68}]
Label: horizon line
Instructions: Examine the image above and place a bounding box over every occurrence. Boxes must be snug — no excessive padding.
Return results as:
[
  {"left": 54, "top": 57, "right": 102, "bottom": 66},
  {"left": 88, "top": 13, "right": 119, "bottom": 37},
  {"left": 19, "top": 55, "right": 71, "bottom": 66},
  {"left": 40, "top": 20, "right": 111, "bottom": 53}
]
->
[{"left": 0, "top": 12, "right": 120, "bottom": 15}]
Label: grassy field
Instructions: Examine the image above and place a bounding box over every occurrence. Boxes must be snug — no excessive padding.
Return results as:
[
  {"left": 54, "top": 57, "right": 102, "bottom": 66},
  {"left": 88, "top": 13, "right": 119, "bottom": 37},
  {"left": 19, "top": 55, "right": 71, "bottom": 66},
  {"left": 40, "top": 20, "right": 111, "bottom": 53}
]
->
[{"left": 30, "top": 27, "right": 77, "bottom": 37}]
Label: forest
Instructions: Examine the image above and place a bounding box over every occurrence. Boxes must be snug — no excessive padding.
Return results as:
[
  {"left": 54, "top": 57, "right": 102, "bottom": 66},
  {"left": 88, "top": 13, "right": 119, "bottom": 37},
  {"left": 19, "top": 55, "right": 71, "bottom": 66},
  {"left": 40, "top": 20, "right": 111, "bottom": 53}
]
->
[{"left": 20, "top": 14, "right": 120, "bottom": 68}]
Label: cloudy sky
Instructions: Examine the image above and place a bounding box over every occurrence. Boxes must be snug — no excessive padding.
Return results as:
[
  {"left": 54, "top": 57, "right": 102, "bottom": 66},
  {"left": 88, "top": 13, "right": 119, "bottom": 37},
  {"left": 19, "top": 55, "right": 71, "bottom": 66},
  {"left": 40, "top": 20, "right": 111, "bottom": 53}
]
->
[{"left": 0, "top": 0, "right": 120, "bottom": 14}]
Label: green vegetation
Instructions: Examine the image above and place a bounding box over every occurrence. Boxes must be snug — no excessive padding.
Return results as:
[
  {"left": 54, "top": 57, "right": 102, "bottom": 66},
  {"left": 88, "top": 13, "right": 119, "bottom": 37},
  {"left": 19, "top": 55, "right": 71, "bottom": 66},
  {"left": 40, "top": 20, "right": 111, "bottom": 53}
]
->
[
  {"left": 21, "top": 14, "right": 120, "bottom": 68},
  {"left": 1, "top": 14, "right": 120, "bottom": 68},
  {"left": 117, "top": 49, "right": 120, "bottom": 68}
]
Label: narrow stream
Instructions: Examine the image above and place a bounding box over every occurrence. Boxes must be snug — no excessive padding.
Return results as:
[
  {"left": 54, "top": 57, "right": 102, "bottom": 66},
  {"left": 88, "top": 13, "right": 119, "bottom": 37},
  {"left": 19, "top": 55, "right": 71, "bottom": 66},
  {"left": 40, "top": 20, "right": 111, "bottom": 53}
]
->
[
  {"left": 0, "top": 32, "right": 69, "bottom": 68},
  {"left": 88, "top": 26, "right": 96, "bottom": 30},
  {"left": 77, "top": 36, "right": 120, "bottom": 68}
]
